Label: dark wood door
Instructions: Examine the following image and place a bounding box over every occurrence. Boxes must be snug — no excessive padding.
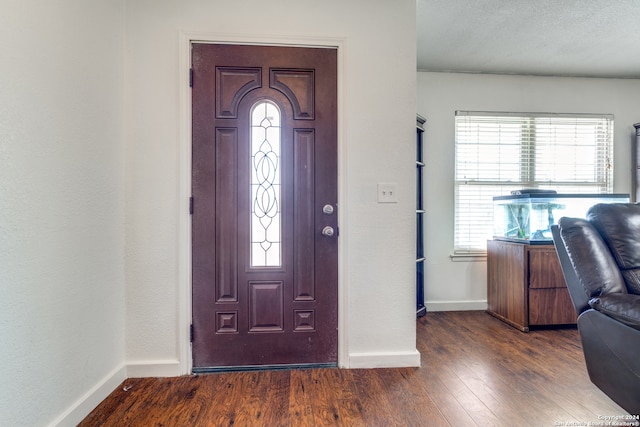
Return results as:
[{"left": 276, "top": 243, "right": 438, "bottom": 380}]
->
[{"left": 191, "top": 44, "right": 338, "bottom": 370}]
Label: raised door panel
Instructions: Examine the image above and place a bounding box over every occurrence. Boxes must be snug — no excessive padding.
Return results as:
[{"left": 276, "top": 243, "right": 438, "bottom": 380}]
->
[
  {"left": 270, "top": 69, "right": 315, "bottom": 119},
  {"left": 215, "top": 128, "right": 238, "bottom": 302},
  {"left": 215, "top": 67, "right": 262, "bottom": 118},
  {"left": 293, "top": 129, "right": 315, "bottom": 301}
]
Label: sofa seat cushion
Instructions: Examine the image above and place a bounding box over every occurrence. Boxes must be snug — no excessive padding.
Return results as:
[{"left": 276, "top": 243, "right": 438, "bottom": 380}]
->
[{"left": 589, "top": 293, "right": 640, "bottom": 330}]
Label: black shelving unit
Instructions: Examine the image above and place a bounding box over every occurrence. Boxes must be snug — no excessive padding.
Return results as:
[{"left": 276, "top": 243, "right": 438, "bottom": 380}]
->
[{"left": 416, "top": 115, "right": 427, "bottom": 318}]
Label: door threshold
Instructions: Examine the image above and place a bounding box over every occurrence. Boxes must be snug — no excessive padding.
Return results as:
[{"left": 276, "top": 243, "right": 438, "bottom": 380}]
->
[{"left": 192, "top": 362, "right": 337, "bottom": 374}]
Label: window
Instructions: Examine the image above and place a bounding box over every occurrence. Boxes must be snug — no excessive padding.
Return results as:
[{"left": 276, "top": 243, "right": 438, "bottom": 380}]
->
[
  {"left": 454, "top": 111, "right": 614, "bottom": 253},
  {"left": 250, "top": 101, "right": 282, "bottom": 267}
]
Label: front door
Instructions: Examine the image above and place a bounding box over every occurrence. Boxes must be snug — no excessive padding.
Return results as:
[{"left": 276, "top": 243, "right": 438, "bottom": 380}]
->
[{"left": 191, "top": 44, "right": 338, "bottom": 370}]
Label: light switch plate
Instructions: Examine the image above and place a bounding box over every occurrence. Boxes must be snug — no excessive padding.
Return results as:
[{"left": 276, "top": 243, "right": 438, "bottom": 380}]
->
[{"left": 377, "top": 183, "right": 398, "bottom": 203}]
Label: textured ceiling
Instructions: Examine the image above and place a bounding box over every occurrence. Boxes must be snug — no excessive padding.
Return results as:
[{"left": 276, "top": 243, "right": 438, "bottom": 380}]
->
[{"left": 417, "top": 0, "right": 640, "bottom": 78}]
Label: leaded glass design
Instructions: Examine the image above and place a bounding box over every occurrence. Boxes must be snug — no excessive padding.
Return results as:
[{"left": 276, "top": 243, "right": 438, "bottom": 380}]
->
[{"left": 250, "top": 101, "right": 282, "bottom": 267}]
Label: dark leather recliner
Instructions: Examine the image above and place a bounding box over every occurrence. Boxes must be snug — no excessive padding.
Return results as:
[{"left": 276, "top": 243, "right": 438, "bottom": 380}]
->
[{"left": 552, "top": 203, "right": 640, "bottom": 415}]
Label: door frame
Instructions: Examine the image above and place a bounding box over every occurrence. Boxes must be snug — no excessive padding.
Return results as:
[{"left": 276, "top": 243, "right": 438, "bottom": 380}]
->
[{"left": 177, "top": 31, "right": 348, "bottom": 374}]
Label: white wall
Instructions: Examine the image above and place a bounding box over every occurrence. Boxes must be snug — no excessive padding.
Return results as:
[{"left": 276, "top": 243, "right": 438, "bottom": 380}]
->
[
  {"left": 417, "top": 71, "right": 640, "bottom": 311},
  {"left": 125, "top": 0, "right": 419, "bottom": 373},
  {"left": 0, "top": 1, "right": 126, "bottom": 426}
]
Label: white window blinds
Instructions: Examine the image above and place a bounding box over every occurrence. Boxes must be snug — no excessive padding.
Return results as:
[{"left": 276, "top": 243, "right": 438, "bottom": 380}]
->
[{"left": 454, "top": 111, "right": 614, "bottom": 253}]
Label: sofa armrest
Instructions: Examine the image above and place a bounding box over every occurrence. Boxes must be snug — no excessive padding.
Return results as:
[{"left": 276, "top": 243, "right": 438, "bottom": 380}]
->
[
  {"left": 578, "top": 309, "right": 640, "bottom": 415},
  {"left": 589, "top": 293, "right": 640, "bottom": 330},
  {"left": 552, "top": 225, "right": 590, "bottom": 314}
]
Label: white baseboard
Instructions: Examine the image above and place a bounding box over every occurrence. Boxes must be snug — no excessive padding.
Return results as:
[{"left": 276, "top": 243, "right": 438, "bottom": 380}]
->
[
  {"left": 426, "top": 300, "right": 487, "bottom": 312},
  {"left": 348, "top": 349, "right": 421, "bottom": 369},
  {"left": 126, "top": 360, "right": 182, "bottom": 378},
  {"left": 49, "top": 363, "right": 127, "bottom": 427}
]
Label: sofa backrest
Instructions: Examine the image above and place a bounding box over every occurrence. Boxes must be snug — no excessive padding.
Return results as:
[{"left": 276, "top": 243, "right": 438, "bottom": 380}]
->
[
  {"left": 557, "top": 216, "right": 627, "bottom": 299},
  {"left": 587, "top": 203, "right": 640, "bottom": 295}
]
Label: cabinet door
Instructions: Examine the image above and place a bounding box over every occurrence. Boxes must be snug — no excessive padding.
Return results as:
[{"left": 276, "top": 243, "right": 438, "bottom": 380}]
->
[
  {"left": 529, "top": 289, "right": 576, "bottom": 325},
  {"left": 487, "top": 240, "right": 528, "bottom": 330},
  {"left": 528, "top": 247, "right": 565, "bottom": 289}
]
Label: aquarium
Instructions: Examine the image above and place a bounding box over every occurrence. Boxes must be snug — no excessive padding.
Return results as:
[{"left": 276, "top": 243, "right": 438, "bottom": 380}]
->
[{"left": 493, "top": 191, "right": 630, "bottom": 243}]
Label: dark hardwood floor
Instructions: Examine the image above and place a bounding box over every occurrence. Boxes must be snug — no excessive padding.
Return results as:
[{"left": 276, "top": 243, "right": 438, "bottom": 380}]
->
[{"left": 79, "top": 311, "right": 627, "bottom": 426}]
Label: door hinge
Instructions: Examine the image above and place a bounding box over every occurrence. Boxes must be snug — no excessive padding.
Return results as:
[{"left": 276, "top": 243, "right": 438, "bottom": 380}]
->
[
  {"left": 190, "top": 324, "right": 194, "bottom": 342},
  {"left": 189, "top": 196, "right": 194, "bottom": 215},
  {"left": 189, "top": 68, "right": 193, "bottom": 87}
]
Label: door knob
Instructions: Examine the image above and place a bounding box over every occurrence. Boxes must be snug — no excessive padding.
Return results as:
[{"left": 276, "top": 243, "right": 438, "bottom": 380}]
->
[
  {"left": 322, "top": 204, "right": 334, "bottom": 215},
  {"left": 322, "top": 226, "right": 335, "bottom": 237}
]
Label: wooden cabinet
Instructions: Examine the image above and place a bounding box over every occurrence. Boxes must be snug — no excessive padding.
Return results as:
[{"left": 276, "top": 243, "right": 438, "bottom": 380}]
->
[{"left": 487, "top": 239, "right": 576, "bottom": 332}]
